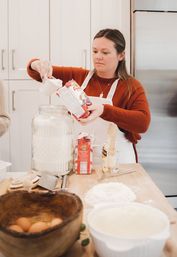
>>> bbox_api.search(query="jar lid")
[39,105,68,115]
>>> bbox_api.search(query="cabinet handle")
[1,49,5,70]
[12,49,16,70]
[83,49,87,69]
[12,90,16,111]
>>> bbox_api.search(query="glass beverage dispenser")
[32,105,74,176]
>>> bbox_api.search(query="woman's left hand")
[79,104,104,124]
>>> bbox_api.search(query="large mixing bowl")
[87,202,170,257]
[0,190,83,257]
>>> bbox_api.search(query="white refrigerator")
[131,0,177,208]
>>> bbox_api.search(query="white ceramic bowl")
[87,202,170,257]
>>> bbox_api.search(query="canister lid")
[39,105,68,115]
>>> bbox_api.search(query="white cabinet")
[0,0,50,80]
[50,0,130,71]
[9,81,49,172]
[91,0,122,37]
[50,0,91,69]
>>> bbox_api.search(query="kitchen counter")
[0,164,177,257]
[64,163,177,257]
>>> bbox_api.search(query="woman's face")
[92,37,124,78]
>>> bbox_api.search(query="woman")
[27,28,150,163]
[0,81,10,137]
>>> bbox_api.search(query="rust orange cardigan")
[27,60,151,160]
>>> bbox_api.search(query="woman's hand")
[79,104,104,124]
[31,60,53,81]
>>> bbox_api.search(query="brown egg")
[50,217,63,227]
[16,217,31,232]
[9,224,23,233]
[29,221,49,233]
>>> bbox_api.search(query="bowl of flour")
[84,182,136,208]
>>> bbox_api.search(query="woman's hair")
[94,28,130,80]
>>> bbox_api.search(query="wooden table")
[64,164,177,257]
[0,164,177,257]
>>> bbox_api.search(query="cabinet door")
[8,0,50,80]
[9,80,49,172]
[0,0,8,79]
[91,0,122,37]
[91,0,130,71]
[50,0,91,68]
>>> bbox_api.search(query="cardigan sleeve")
[27,59,89,85]
[100,80,151,135]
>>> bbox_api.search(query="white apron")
[73,70,136,166]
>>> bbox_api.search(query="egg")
[50,217,63,227]
[29,221,49,233]
[9,224,23,233]
[16,217,31,232]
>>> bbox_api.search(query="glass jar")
[32,105,74,175]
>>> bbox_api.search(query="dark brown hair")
[94,28,130,80]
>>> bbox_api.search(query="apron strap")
[81,70,94,90]
[81,69,119,101]
[107,78,119,100]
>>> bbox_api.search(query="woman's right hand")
[31,60,53,81]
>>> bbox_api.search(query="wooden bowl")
[0,190,83,257]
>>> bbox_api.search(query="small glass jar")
[32,105,74,175]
